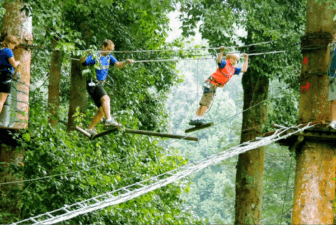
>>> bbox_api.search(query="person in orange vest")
[189,46,249,126]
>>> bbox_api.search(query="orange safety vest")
[209,60,236,86]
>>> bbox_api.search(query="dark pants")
[86,81,107,108]
[0,71,12,93]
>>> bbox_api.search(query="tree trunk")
[67,59,87,131]
[48,39,63,127]
[0,0,32,223]
[292,0,336,223]
[235,63,269,224]
[0,1,32,129]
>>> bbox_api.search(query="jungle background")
[0,0,330,224]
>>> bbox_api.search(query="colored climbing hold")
[300,82,311,93]
[303,56,308,65]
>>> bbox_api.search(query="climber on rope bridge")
[189,46,249,126]
[79,39,134,136]
[0,35,20,116]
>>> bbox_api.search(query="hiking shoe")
[104,118,121,127]
[330,121,336,129]
[189,119,207,126]
[87,129,97,136]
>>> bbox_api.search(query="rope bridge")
[12,122,317,225]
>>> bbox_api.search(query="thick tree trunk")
[292,142,336,224]
[67,59,87,131]
[292,0,336,223]
[235,64,269,224]
[0,1,32,129]
[0,1,32,223]
[48,39,63,127]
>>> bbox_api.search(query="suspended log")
[184,122,214,133]
[76,126,198,141]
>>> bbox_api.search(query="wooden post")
[48,39,63,127]
[292,0,336,223]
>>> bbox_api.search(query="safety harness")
[207,60,236,87]
[86,52,114,88]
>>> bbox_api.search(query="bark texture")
[48,39,63,127]
[67,59,87,131]
[292,0,336,223]
[292,142,336,224]
[235,62,269,224]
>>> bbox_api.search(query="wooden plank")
[75,126,91,138]
[77,125,198,142]
[91,127,198,141]
[91,127,120,140]
[185,122,214,133]
[124,128,198,141]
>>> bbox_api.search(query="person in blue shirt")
[0,35,20,115]
[79,39,133,135]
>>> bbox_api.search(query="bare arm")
[241,53,249,72]
[114,59,134,69]
[217,46,225,63]
[8,57,20,68]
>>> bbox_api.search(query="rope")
[11,123,316,225]
[19,41,273,54]
[68,51,286,63]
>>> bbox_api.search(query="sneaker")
[330,121,336,129]
[87,129,97,136]
[189,118,207,126]
[104,118,121,127]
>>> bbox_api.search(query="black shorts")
[0,71,13,93]
[87,81,107,108]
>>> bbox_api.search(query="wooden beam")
[76,126,199,141]
[75,126,91,138]
[91,127,119,139]
[185,122,214,133]
[123,128,198,141]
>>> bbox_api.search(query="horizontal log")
[124,128,199,141]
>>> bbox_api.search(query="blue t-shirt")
[330,49,336,77]
[218,59,242,75]
[83,53,118,81]
[0,47,14,74]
